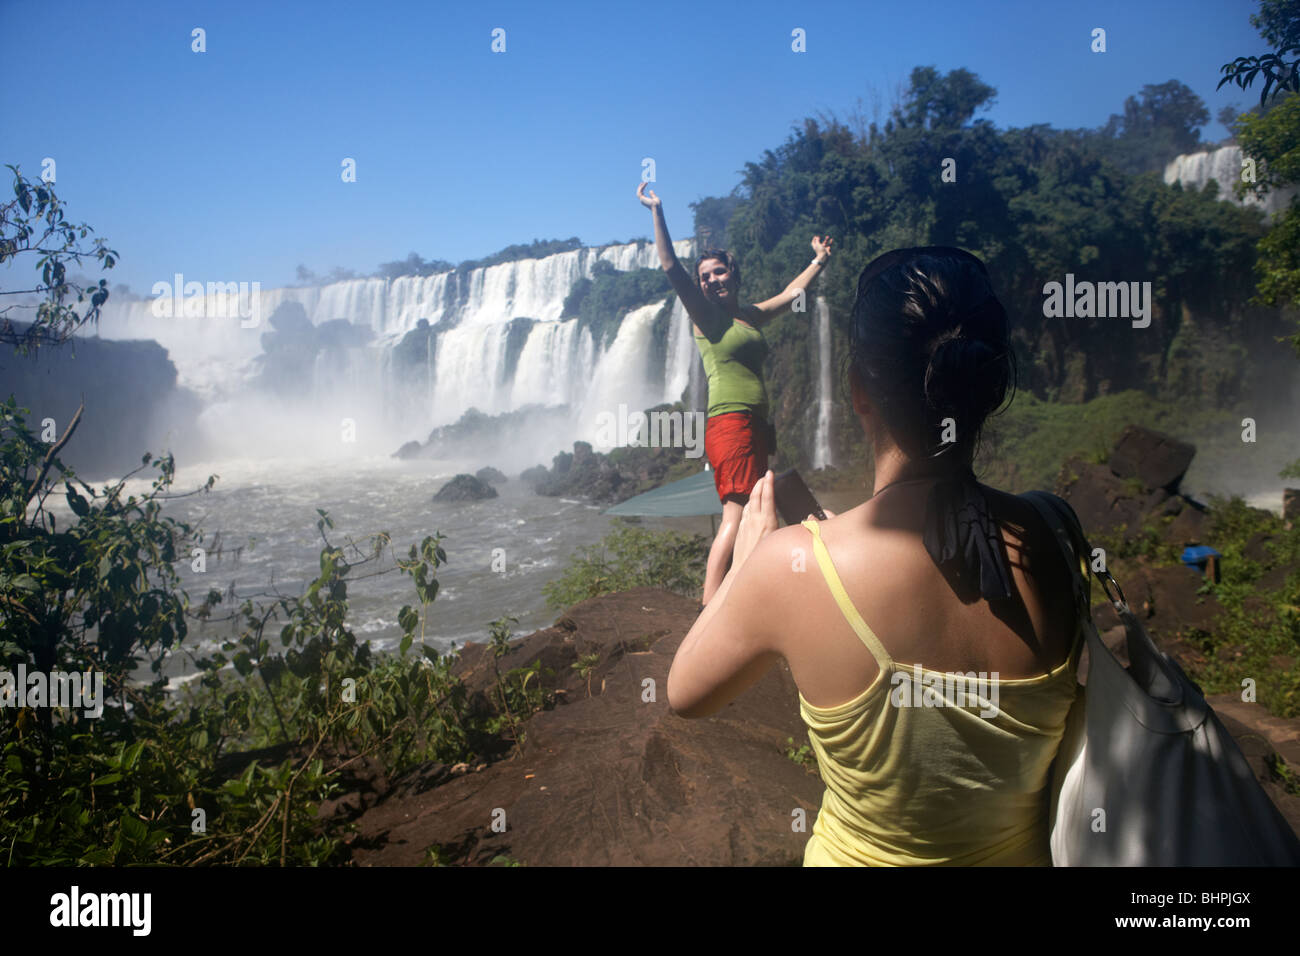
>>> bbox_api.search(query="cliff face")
[1,325,195,479]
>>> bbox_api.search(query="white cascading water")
[811,295,832,469]
[1164,144,1297,219]
[91,240,700,467]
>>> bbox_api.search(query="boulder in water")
[434,474,498,502]
[476,466,508,485]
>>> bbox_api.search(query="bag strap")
[1019,491,1092,614]
[1019,491,1106,670]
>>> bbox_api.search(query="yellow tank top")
[797,519,1083,866]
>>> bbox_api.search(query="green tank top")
[693,318,769,420]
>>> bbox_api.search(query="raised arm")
[747,235,834,322]
[638,183,721,335]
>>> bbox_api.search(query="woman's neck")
[869,460,974,498]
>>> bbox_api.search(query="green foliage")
[1234,93,1300,320]
[976,389,1235,493]
[1218,0,1300,105]
[376,251,455,279]
[784,736,817,772]
[542,519,708,610]
[1226,88,1300,480]
[1267,752,1300,795]
[1171,495,1300,718]
[0,389,559,863]
[1,165,119,353]
[375,238,587,280]
[688,67,1276,475]
[572,652,601,697]
[1090,80,1211,174]
[482,616,556,756]
[457,237,584,274]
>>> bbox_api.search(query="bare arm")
[748,235,834,323]
[638,183,721,335]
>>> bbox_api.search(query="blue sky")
[0,0,1268,296]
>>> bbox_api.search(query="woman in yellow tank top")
[666,247,1083,866]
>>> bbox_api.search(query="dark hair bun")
[848,249,1017,461]
[923,334,1006,422]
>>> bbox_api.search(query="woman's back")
[776,481,1082,865]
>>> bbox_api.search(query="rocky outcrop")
[433,474,498,502]
[341,588,821,866]
[475,466,507,485]
[1057,424,1220,551]
[0,321,196,480]
[528,413,701,505]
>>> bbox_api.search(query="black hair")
[846,247,1018,466]
[694,249,740,291]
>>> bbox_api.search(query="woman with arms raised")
[637,181,832,606]
[666,247,1084,865]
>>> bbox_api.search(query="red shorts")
[705,412,771,503]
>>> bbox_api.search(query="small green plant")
[785,736,817,771]
[543,519,708,610]
[423,843,454,866]
[1266,753,1300,797]
[573,652,601,697]
[484,617,556,755]
[489,852,524,866]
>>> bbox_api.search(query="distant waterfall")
[812,296,833,470]
[91,239,701,466]
[1164,145,1297,219]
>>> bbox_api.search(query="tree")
[1095,80,1210,174]
[889,66,996,132]
[0,165,118,354]
[1219,1,1300,480]
[1219,0,1300,105]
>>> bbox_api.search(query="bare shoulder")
[737,523,819,650]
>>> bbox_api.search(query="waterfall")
[91,239,700,467]
[1164,145,1297,219]
[812,296,833,470]
[578,302,667,446]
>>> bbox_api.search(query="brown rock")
[1167,505,1208,546]
[346,587,821,866]
[1107,425,1196,493]
[1243,530,1273,564]
[1133,564,1224,640]
[1057,457,1147,542]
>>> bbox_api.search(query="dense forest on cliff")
[685,68,1296,480]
